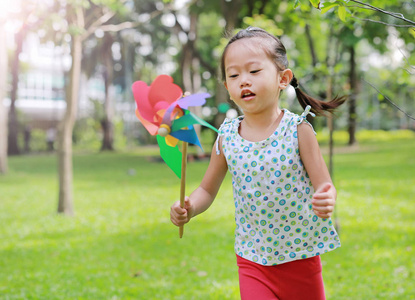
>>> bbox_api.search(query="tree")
[6,2,45,155]
[0,19,8,174]
[215,0,244,127]
[7,25,24,155]
[82,31,116,151]
[56,0,130,215]
[100,32,116,151]
[56,0,166,215]
[300,0,414,143]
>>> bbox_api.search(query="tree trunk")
[327,72,340,233]
[192,56,203,156]
[214,0,242,128]
[0,24,8,174]
[305,24,318,68]
[348,46,357,145]
[180,13,204,154]
[57,33,82,216]
[326,77,335,179]
[221,0,242,33]
[101,33,114,151]
[8,28,25,155]
[304,23,318,127]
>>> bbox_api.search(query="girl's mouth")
[241,90,256,100]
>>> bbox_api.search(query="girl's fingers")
[313,205,333,213]
[312,198,335,207]
[184,197,191,209]
[312,192,330,200]
[170,199,191,226]
[172,201,187,214]
[315,182,332,193]
[315,211,331,218]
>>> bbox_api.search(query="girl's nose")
[239,74,251,87]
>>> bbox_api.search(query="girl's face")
[223,38,292,115]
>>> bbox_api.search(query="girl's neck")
[239,107,284,142]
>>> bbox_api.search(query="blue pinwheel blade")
[170,127,202,148]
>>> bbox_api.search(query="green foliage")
[309,0,321,9]
[243,15,284,36]
[17,128,49,153]
[73,118,102,151]
[196,11,223,91]
[320,1,341,14]
[29,129,48,152]
[113,119,127,150]
[72,117,127,151]
[337,5,347,21]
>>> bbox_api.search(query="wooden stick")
[179,141,188,238]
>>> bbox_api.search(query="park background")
[0,0,414,299]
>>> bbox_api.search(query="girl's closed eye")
[229,74,239,78]
[250,69,261,74]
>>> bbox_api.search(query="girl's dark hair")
[220,27,346,116]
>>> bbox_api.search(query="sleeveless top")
[216,106,341,266]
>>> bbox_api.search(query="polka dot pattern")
[218,109,341,266]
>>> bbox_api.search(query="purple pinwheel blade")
[176,93,211,109]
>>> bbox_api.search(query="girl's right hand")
[170,197,194,227]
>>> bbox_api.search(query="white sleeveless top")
[217,107,341,266]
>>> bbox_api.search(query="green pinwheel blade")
[171,111,218,133]
[157,135,182,179]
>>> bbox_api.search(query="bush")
[73,117,128,151]
[317,129,415,145]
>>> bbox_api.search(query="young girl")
[170,27,345,300]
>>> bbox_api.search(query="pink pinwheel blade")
[132,81,154,122]
[135,109,159,136]
[148,75,183,108]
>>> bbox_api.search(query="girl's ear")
[278,69,293,90]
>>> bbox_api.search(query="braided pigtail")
[291,76,346,116]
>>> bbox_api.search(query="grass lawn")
[1,135,414,299]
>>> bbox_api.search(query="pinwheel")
[132,74,217,237]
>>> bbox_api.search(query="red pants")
[237,255,325,300]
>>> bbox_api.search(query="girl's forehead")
[225,38,272,66]
[228,37,268,54]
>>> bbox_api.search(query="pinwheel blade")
[176,93,211,109]
[132,81,153,122]
[149,75,182,108]
[135,109,159,136]
[157,135,182,179]
[171,111,218,133]
[170,127,202,148]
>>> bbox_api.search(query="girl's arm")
[170,140,228,226]
[298,123,336,219]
